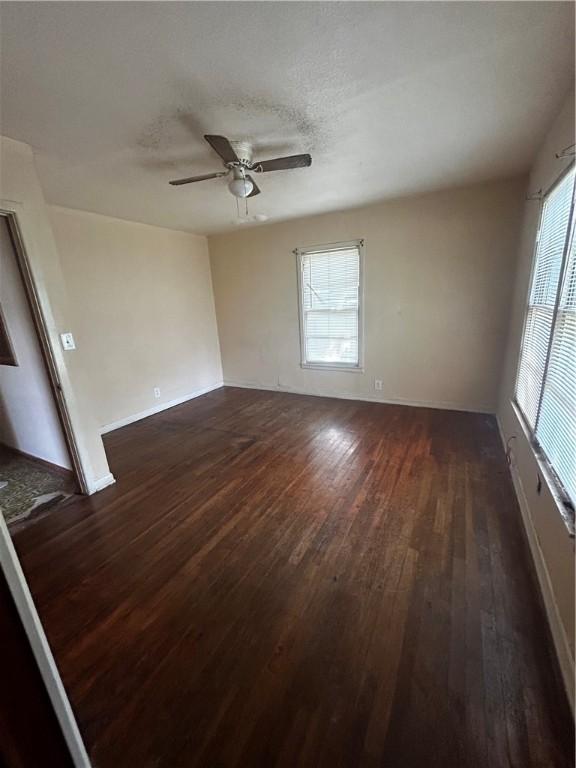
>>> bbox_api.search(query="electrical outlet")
[374,379,383,391]
[154,387,161,399]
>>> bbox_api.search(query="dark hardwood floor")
[11,387,574,767]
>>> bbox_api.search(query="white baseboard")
[496,418,575,715]
[86,472,116,495]
[100,382,224,435]
[223,379,493,414]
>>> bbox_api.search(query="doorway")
[0,213,83,528]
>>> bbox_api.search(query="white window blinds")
[536,213,576,504]
[515,165,576,506]
[298,242,362,368]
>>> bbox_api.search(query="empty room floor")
[11,387,574,767]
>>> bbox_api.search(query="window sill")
[301,363,364,373]
[510,399,575,538]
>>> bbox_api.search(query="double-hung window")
[515,164,576,508]
[296,240,363,370]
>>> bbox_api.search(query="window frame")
[513,161,575,518]
[295,239,365,372]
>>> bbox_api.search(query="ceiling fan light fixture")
[169,135,312,201]
[228,175,253,198]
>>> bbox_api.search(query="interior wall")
[497,88,575,709]
[209,177,524,413]
[0,136,112,493]
[0,219,70,468]
[49,206,223,431]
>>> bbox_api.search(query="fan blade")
[246,175,260,197]
[169,171,227,186]
[254,154,312,173]
[204,135,239,164]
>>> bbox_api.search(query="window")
[515,164,575,507]
[296,240,363,370]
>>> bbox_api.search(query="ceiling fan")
[169,135,312,199]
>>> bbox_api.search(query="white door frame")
[0,514,91,766]
[0,207,89,493]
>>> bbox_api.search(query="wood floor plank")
[11,387,574,767]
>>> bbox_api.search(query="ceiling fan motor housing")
[228,140,254,168]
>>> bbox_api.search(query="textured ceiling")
[1,2,574,235]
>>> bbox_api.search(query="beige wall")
[209,178,524,413]
[0,218,70,468]
[0,136,112,492]
[49,206,222,431]
[497,88,575,709]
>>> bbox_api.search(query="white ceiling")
[1,2,574,235]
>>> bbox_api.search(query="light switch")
[60,332,76,351]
